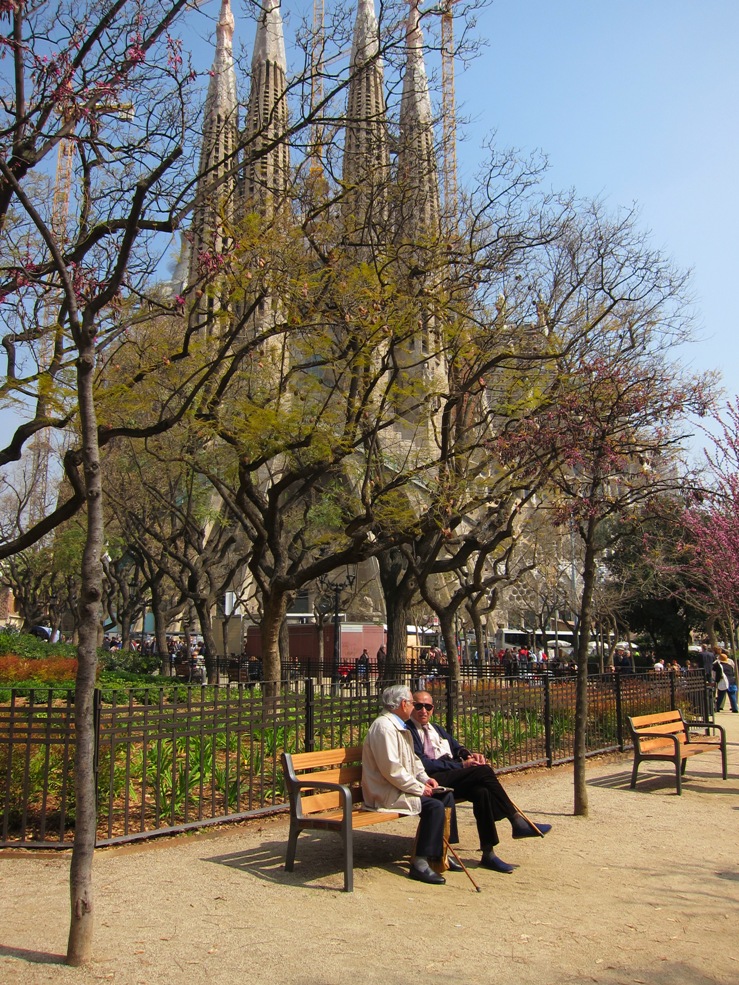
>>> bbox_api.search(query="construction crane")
[439,0,458,219]
[29,119,76,524]
[310,0,326,172]
[31,101,132,523]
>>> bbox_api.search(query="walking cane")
[507,796,546,836]
[444,839,482,893]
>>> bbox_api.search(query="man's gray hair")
[381,684,412,711]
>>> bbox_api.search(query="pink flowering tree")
[682,400,739,642]
[496,224,709,814]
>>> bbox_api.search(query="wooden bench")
[281,745,410,892]
[627,710,727,794]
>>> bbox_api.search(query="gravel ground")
[2,711,738,985]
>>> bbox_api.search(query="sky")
[454,0,738,454]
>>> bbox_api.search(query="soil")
[2,713,738,985]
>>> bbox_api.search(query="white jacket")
[361,713,429,815]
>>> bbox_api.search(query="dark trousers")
[415,790,458,859]
[429,765,516,849]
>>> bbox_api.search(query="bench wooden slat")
[288,746,363,770]
[627,710,727,794]
[295,764,363,787]
[298,786,363,814]
[630,711,683,728]
[302,808,402,828]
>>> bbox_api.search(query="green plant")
[0,631,77,660]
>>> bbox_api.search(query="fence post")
[445,675,454,735]
[304,678,315,752]
[544,673,553,767]
[615,672,624,751]
[93,688,102,847]
[669,670,676,711]
[704,671,713,721]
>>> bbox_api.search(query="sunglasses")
[413,702,434,711]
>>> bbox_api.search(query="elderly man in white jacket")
[362,684,459,884]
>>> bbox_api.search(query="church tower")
[397,1,440,243]
[342,0,390,245]
[242,0,290,213]
[392,1,447,445]
[187,0,239,311]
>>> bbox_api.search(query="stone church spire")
[242,0,290,212]
[397,2,440,242]
[188,0,239,295]
[342,0,390,244]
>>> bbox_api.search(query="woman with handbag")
[712,650,738,713]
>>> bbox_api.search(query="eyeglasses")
[413,702,434,711]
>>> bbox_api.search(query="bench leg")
[630,757,640,789]
[285,821,300,872]
[341,816,354,892]
[675,759,682,795]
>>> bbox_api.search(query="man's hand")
[422,777,439,796]
[464,752,487,766]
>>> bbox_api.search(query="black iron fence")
[0,669,712,848]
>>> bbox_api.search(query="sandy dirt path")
[2,712,738,985]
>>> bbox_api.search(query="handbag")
[717,668,729,691]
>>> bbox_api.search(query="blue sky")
[455,0,738,432]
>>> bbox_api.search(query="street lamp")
[329,565,357,690]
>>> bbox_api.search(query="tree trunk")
[278,612,290,672]
[573,522,597,818]
[151,581,172,676]
[261,589,288,695]
[193,596,218,684]
[437,610,460,682]
[469,603,484,668]
[377,549,412,677]
[66,337,104,966]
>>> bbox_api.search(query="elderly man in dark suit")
[408,690,551,873]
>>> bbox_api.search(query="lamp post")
[327,565,357,692]
[333,583,342,689]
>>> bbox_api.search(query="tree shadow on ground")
[0,944,65,965]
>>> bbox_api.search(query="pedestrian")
[713,650,738,713]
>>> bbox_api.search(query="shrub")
[0,631,77,660]
[0,654,79,684]
[97,648,161,675]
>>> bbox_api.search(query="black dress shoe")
[511,815,552,839]
[446,856,464,872]
[480,853,515,874]
[409,866,446,885]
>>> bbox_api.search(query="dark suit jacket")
[407,720,471,774]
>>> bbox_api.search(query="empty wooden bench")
[627,710,727,794]
[281,745,411,892]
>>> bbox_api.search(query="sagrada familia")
[179,0,468,650]
[174,0,546,657]
[186,0,445,353]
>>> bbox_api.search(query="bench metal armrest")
[289,778,353,820]
[683,719,726,742]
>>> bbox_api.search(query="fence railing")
[0,669,712,848]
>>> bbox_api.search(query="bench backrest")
[627,711,688,750]
[282,746,364,815]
